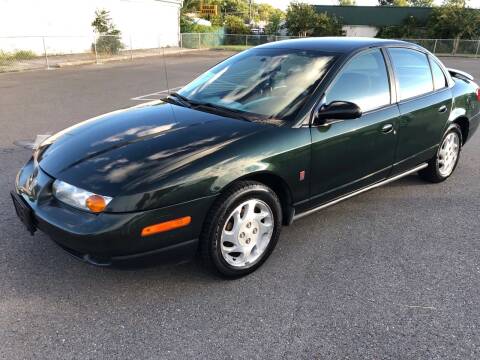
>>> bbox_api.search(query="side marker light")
[141,216,192,237]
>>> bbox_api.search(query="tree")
[408,0,434,6]
[286,2,343,37]
[221,0,250,21]
[181,0,200,13]
[224,15,250,34]
[428,0,480,40]
[313,12,344,36]
[339,0,356,5]
[378,0,408,5]
[91,9,123,54]
[265,9,285,35]
[285,2,320,36]
[257,3,276,22]
[376,15,428,38]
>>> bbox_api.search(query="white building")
[0,0,183,55]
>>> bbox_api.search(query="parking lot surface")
[1,51,479,359]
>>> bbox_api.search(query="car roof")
[256,37,415,54]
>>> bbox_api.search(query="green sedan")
[12,38,480,277]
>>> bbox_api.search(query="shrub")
[286,2,344,37]
[181,17,223,33]
[11,50,36,60]
[224,15,250,34]
[0,50,36,65]
[91,9,124,54]
[94,36,124,54]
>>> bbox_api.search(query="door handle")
[381,123,394,134]
[438,105,448,113]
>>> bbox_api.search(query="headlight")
[52,180,112,213]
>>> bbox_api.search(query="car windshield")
[178,48,336,123]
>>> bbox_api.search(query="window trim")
[322,48,393,113]
[386,47,435,103]
[428,55,448,91]
[303,44,453,128]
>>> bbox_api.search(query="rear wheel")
[419,124,462,183]
[200,181,282,278]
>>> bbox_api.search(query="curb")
[56,48,205,68]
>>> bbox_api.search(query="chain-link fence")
[403,38,480,56]
[181,33,305,50]
[0,34,182,73]
[181,33,480,57]
[2,34,479,73]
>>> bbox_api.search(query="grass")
[0,50,37,65]
[209,45,252,51]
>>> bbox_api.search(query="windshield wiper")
[166,93,253,122]
[165,92,194,108]
[194,102,253,122]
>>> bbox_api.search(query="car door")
[308,48,400,206]
[387,48,452,174]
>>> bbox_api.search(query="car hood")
[38,102,267,197]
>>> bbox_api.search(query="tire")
[200,181,282,278]
[419,123,462,183]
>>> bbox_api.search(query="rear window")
[429,57,447,90]
[388,48,433,101]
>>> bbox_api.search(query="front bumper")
[13,161,216,266]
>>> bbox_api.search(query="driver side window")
[325,49,391,113]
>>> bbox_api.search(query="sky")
[257,0,480,10]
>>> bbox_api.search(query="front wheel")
[419,124,462,183]
[200,181,282,278]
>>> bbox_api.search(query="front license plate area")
[10,191,36,235]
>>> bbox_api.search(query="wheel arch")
[452,116,469,145]
[220,171,295,226]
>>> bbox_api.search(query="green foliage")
[181,0,285,31]
[181,15,223,33]
[224,15,250,34]
[318,13,344,36]
[265,9,285,35]
[408,0,434,6]
[376,0,480,41]
[11,50,36,60]
[91,9,123,54]
[376,15,428,38]
[221,0,249,18]
[428,0,480,39]
[0,50,36,65]
[380,0,434,5]
[285,2,317,37]
[181,0,200,13]
[257,3,277,22]
[92,9,116,34]
[210,15,224,27]
[94,36,124,54]
[378,0,408,5]
[286,2,344,37]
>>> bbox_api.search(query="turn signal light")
[86,195,108,213]
[141,216,192,237]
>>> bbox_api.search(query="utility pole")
[249,0,252,25]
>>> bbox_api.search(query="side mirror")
[313,101,362,126]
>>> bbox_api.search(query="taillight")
[476,88,480,101]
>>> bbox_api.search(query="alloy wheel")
[438,132,460,177]
[220,199,274,268]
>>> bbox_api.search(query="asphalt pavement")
[0,51,479,359]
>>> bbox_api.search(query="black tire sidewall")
[206,184,282,277]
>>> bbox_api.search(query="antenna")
[162,45,170,95]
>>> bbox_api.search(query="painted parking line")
[131,86,183,101]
